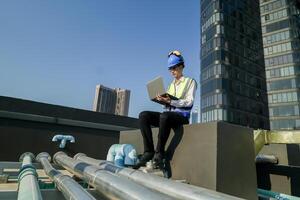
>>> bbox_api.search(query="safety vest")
[167,77,195,118]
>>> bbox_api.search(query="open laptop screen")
[146,76,178,105]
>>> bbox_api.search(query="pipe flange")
[36,152,51,163]
[19,152,35,162]
[73,153,87,160]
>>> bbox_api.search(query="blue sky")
[0,0,200,118]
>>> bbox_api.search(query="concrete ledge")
[0,96,139,130]
[120,121,257,200]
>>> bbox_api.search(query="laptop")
[146,76,178,105]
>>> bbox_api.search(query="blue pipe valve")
[52,134,75,149]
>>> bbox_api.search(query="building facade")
[200,0,269,129]
[190,106,200,124]
[93,85,117,114]
[93,85,130,116]
[191,111,199,124]
[115,88,130,116]
[260,0,300,130]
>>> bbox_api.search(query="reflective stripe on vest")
[167,77,194,118]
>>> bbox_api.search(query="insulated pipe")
[36,152,97,200]
[17,152,43,200]
[74,153,242,200]
[257,188,298,200]
[53,151,174,200]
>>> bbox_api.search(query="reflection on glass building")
[200,0,269,129]
[190,106,200,124]
[260,0,300,130]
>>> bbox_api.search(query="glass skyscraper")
[200,0,269,129]
[260,0,300,130]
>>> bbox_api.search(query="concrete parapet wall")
[0,118,119,161]
[0,96,138,128]
[120,121,257,200]
[0,96,139,161]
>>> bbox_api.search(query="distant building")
[260,0,300,130]
[190,106,200,124]
[93,85,130,116]
[191,111,199,124]
[93,85,117,114]
[115,88,130,116]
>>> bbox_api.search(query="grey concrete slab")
[216,122,257,199]
[120,121,257,200]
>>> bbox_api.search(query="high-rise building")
[115,88,131,116]
[93,85,130,116]
[93,85,117,114]
[190,106,200,124]
[260,0,300,130]
[200,0,269,129]
[191,111,199,124]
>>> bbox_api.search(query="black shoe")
[134,152,154,168]
[153,152,164,169]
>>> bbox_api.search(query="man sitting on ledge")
[136,50,197,169]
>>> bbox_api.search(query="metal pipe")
[255,154,278,164]
[53,151,175,200]
[17,152,43,200]
[74,153,242,200]
[257,188,298,200]
[36,152,97,200]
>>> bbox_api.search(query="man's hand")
[156,94,171,104]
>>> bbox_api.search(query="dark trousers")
[138,111,189,154]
